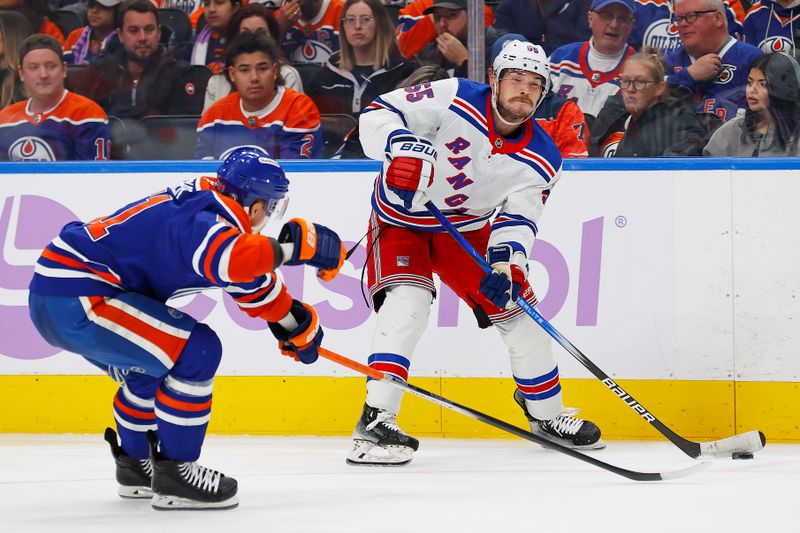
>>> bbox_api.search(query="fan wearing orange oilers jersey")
[195,31,323,159]
[346,39,603,467]
[28,147,347,510]
[278,0,345,64]
[0,34,110,161]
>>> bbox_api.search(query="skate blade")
[118,485,154,499]
[151,494,239,511]
[346,439,413,466]
[531,427,607,451]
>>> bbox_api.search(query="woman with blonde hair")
[0,11,33,110]
[306,0,418,116]
[591,47,708,157]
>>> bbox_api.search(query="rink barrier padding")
[0,375,797,442]
[2,158,800,442]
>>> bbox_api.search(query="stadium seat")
[52,9,85,38]
[320,113,358,158]
[65,64,87,92]
[291,63,324,90]
[126,115,201,160]
[178,65,213,115]
[158,8,193,45]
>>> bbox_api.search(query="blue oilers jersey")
[665,37,763,121]
[743,1,800,55]
[29,177,292,321]
[0,91,110,161]
[360,77,562,259]
[631,0,747,55]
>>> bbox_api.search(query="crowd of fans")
[0,0,798,161]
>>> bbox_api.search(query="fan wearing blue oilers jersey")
[27,148,347,511]
[347,39,604,468]
[665,0,762,121]
[743,0,800,55]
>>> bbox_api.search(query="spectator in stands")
[306,0,418,116]
[277,0,345,64]
[0,11,33,109]
[0,34,111,161]
[415,0,507,78]
[192,0,242,73]
[631,0,747,56]
[743,0,800,55]
[64,0,121,65]
[590,47,708,156]
[333,63,451,159]
[493,0,592,56]
[705,52,800,156]
[161,0,205,29]
[71,0,195,119]
[196,31,323,159]
[0,0,65,45]
[548,0,636,126]
[203,3,303,113]
[665,0,762,122]
[394,0,494,59]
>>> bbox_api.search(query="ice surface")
[0,434,796,532]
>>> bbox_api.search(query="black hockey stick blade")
[318,348,709,482]
[424,201,766,460]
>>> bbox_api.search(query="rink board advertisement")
[1,160,800,380]
[1,159,799,440]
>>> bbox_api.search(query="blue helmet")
[216,147,290,211]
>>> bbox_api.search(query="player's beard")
[497,97,534,125]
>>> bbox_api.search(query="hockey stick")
[318,347,708,482]
[424,201,766,460]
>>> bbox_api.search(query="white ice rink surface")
[0,434,797,533]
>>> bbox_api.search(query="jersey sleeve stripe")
[203,228,240,284]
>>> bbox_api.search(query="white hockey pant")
[366,285,432,414]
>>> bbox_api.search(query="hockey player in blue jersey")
[27,147,347,510]
[347,39,604,467]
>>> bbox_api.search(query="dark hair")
[397,64,450,88]
[118,0,158,29]
[226,4,282,44]
[744,53,800,151]
[19,33,63,65]
[224,31,284,85]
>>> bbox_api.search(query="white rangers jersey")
[548,41,635,119]
[359,77,562,259]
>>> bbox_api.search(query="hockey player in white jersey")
[347,39,604,466]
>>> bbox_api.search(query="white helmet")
[491,39,550,126]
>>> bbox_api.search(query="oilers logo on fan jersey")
[8,136,57,161]
[743,2,799,55]
[282,0,344,65]
[640,18,682,54]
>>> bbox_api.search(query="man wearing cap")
[0,34,111,161]
[548,0,637,124]
[64,0,122,65]
[416,0,508,78]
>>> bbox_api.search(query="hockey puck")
[732,452,754,460]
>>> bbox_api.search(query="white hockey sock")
[495,314,564,420]
[365,285,432,413]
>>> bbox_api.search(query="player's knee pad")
[495,314,553,367]
[371,285,432,355]
[170,323,222,382]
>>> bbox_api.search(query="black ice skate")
[104,427,154,499]
[513,389,605,450]
[346,403,420,466]
[146,431,239,511]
